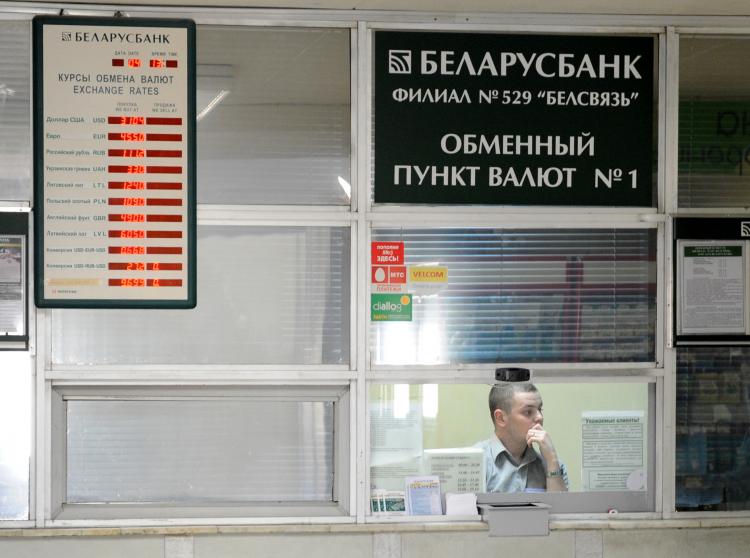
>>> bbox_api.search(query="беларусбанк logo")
[387,48,643,79]
[62,31,170,44]
[388,50,412,74]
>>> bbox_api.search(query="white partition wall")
[2,2,750,558]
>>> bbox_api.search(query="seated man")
[475,382,568,492]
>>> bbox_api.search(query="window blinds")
[67,399,335,503]
[370,228,656,365]
[51,226,351,365]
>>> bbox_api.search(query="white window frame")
[0,1,749,529]
[365,375,660,521]
[666,27,750,518]
[358,19,666,518]
[47,384,352,526]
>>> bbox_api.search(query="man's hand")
[525,424,557,460]
[526,424,567,492]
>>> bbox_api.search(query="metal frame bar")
[2,0,750,529]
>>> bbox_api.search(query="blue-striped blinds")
[370,228,656,365]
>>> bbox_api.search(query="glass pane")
[0,21,31,201]
[50,226,350,365]
[197,26,351,205]
[370,383,651,501]
[67,398,334,503]
[679,37,750,207]
[676,347,750,511]
[370,228,656,365]
[0,353,31,520]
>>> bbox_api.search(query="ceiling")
[37,0,750,16]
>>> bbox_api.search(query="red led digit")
[108,246,146,255]
[110,213,146,222]
[108,150,145,158]
[109,116,145,125]
[108,133,146,142]
[107,230,145,239]
[127,59,141,68]
[108,181,147,190]
[119,278,146,287]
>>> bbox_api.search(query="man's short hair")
[489,382,538,418]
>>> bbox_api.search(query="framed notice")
[677,241,745,336]
[0,212,28,349]
[374,32,655,206]
[675,218,750,344]
[581,411,646,492]
[33,16,196,308]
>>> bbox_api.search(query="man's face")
[502,390,544,447]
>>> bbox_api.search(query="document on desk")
[405,475,442,515]
[445,492,478,516]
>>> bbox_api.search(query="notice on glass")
[678,241,745,335]
[370,402,423,491]
[0,236,25,337]
[33,16,195,308]
[423,447,486,493]
[581,411,645,491]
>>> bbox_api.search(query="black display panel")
[674,218,750,345]
[374,32,655,206]
[0,212,28,349]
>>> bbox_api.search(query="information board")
[677,241,746,335]
[674,218,750,344]
[374,32,654,206]
[33,16,196,308]
[581,411,646,491]
[0,212,28,349]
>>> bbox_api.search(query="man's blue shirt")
[475,436,569,492]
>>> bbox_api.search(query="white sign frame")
[33,16,196,308]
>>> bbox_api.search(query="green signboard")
[685,245,742,258]
[371,293,412,321]
[374,31,655,206]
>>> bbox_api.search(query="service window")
[369,382,654,513]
